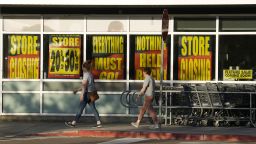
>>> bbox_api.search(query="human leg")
[74,100,87,122]
[138,97,152,121]
[148,104,160,129]
[88,102,102,127]
[131,96,153,128]
[148,104,158,124]
[65,93,88,127]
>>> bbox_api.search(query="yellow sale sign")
[7,34,40,79]
[223,69,253,80]
[48,35,81,78]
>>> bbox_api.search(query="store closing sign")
[8,34,40,79]
[48,35,81,78]
[178,35,213,80]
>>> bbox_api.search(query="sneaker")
[150,124,160,129]
[97,124,103,128]
[95,121,102,128]
[65,121,75,128]
[92,124,102,128]
[131,122,139,128]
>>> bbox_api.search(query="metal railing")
[120,88,256,128]
[162,90,256,127]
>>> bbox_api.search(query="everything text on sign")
[91,35,125,80]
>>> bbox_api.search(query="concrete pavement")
[0,121,256,142]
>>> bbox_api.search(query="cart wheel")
[213,121,219,127]
[223,121,230,127]
[201,120,208,126]
[191,120,199,127]
[173,119,178,125]
[246,121,252,127]
[235,120,240,126]
[183,119,188,126]
[251,122,256,128]
[196,121,200,127]
[188,119,194,126]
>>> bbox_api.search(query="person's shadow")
[107,21,124,32]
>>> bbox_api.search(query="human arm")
[73,74,88,102]
[139,85,147,96]
[73,73,88,94]
[73,79,88,92]
[73,87,82,94]
[79,79,88,102]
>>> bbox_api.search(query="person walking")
[65,60,102,128]
[131,67,159,129]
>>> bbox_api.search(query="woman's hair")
[82,60,92,71]
[143,67,151,75]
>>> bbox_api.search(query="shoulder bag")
[88,91,99,103]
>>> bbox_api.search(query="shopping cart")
[183,84,208,126]
[206,83,225,127]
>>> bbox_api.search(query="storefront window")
[3,16,41,32]
[43,34,83,79]
[174,35,215,81]
[44,17,84,32]
[130,16,168,32]
[87,16,127,32]
[129,35,170,80]
[220,18,256,31]
[174,18,216,32]
[86,35,126,80]
[219,35,256,81]
[3,34,40,79]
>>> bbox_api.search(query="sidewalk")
[0,121,256,142]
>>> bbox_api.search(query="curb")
[29,130,256,142]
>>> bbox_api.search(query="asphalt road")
[0,136,255,144]
[0,121,256,143]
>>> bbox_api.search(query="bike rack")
[120,90,141,108]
